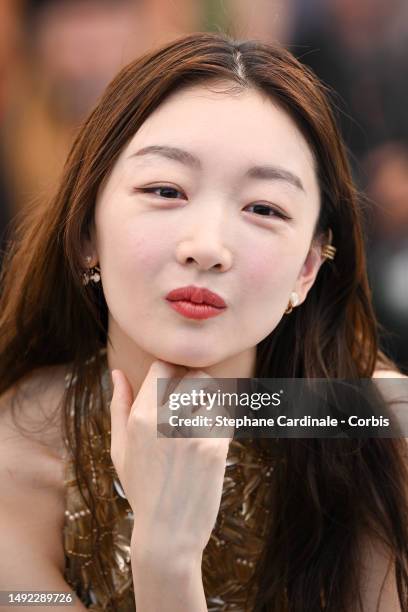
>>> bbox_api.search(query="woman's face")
[91,83,324,369]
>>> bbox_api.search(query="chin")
[155,347,221,370]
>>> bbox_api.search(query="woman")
[0,32,407,612]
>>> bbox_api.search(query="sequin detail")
[63,352,283,610]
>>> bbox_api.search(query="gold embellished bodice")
[63,355,282,611]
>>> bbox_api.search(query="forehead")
[127,83,314,164]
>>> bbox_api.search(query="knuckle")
[150,360,174,377]
[128,411,150,431]
[184,370,212,381]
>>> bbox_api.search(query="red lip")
[165,286,227,308]
[166,301,226,320]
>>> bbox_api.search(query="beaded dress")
[62,352,282,611]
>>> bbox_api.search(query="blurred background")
[0,0,406,372]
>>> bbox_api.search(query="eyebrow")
[129,145,305,192]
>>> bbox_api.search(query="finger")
[211,420,235,441]
[160,373,219,438]
[157,364,212,403]
[163,371,213,425]
[132,360,186,424]
[110,369,134,460]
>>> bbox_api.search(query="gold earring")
[322,228,336,261]
[284,291,299,314]
[82,256,101,285]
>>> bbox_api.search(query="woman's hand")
[110,360,232,567]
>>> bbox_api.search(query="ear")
[294,235,326,305]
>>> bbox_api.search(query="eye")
[244,203,287,219]
[138,187,288,219]
[140,186,186,199]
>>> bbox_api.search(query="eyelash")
[139,186,289,220]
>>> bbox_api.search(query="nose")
[175,212,233,272]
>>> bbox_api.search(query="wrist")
[131,530,203,573]
[131,540,205,611]
[131,536,202,577]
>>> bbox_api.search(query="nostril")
[183,256,226,270]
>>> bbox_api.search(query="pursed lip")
[165,285,227,308]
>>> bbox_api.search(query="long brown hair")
[1,32,407,611]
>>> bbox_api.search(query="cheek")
[240,241,300,297]
[99,216,169,278]
[237,238,305,340]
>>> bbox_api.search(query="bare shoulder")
[359,533,401,611]
[373,368,408,445]
[0,363,70,453]
[0,363,71,577]
[373,368,408,379]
